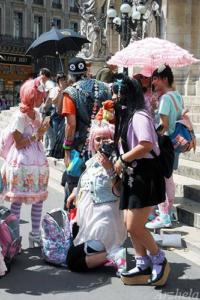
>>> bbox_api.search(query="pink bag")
[0,206,21,265]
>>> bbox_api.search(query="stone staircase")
[1,101,200,229]
[0,107,18,128]
[174,92,200,229]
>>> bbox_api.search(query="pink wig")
[88,120,115,154]
[19,76,45,113]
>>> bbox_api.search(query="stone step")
[189,113,200,123]
[191,122,200,132]
[173,173,200,197]
[0,120,8,129]
[181,146,200,162]
[0,108,17,125]
[194,133,200,144]
[185,105,200,113]
[183,96,200,105]
[174,158,200,180]
[174,197,200,229]
[184,185,200,204]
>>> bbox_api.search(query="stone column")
[164,0,200,95]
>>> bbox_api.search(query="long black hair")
[113,74,145,152]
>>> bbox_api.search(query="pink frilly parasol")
[107,37,199,69]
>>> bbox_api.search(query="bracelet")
[63,144,72,150]
[119,154,126,164]
[32,134,37,141]
[63,138,74,146]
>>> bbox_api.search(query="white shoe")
[29,232,42,248]
[107,248,127,277]
[114,248,127,277]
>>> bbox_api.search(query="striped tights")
[10,201,43,235]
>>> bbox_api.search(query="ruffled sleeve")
[10,112,26,134]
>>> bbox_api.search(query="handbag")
[66,150,85,177]
[168,93,195,153]
[169,121,193,153]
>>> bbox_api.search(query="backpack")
[151,133,175,179]
[64,79,111,151]
[41,208,72,266]
[0,206,22,269]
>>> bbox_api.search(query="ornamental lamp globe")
[107,8,117,19]
[120,3,132,14]
[113,17,122,26]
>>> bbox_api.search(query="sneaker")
[108,248,127,277]
[169,209,178,222]
[148,214,157,222]
[145,214,172,230]
[115,248,127,277]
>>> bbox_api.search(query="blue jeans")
[44,126,56,155]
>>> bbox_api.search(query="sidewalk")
[47,156,200,265]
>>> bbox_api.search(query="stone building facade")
[105,0,200,94]
[0,0,80,104]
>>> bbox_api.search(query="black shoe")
[148,258,171,286]
[121,267,152,285]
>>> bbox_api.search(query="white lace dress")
[73,157,126,255]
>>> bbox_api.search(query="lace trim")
[149,250,165,265]
[3,191,48,204]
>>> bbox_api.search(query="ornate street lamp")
[107,0,160,47]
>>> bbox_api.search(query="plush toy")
[96,100,115,123]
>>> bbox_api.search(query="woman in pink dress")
[1,77,50,247]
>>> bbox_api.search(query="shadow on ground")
[0,243,200,298]
[157,261,200,299]
[0,248,114,296]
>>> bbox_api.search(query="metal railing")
[0,34,34,48]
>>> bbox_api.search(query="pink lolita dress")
[1,109,49,204]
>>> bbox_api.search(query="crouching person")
[66,120,126,276]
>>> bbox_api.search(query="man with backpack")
[61,57,111,207]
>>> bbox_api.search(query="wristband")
[63,138,73,146]
[63,144,72,150]
[119,154,126,164]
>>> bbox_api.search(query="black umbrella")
[25,27,90,68]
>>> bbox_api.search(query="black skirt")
[120,158,165,210]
